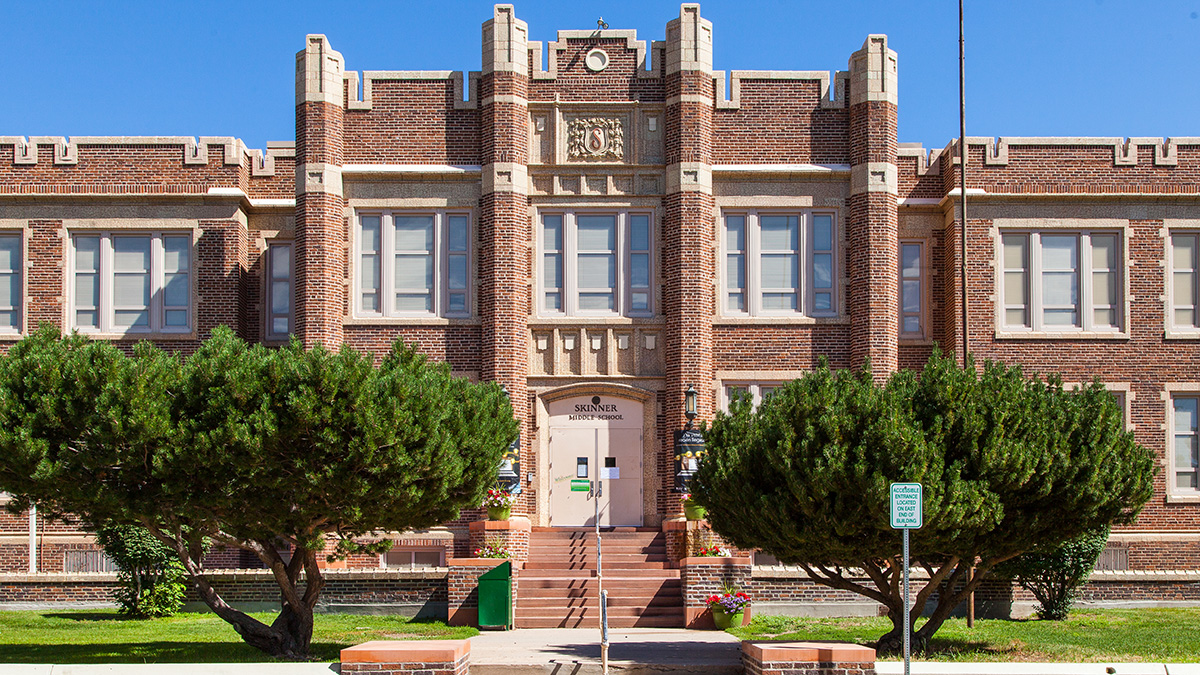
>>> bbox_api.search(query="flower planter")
[487,506,511,521]
[712,607,743,629]
[683,500,706,521]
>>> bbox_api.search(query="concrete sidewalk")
[469,628,742,675]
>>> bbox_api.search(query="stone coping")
[662,517,710,531]
[875,663,1183,675]
[468,517,532,532]
[742,640,876,663]
[446,558,524,570]
[341,638,470,664]
[749,567,1200,581]
[681,556,752,566]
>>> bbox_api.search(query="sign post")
[890,482,923,675]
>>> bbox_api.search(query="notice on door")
[601,467,619,480]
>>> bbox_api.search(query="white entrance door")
[546,396,644,527]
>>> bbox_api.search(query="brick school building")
[1,5,1197,623]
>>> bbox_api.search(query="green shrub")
[995,526,1109,620]
[95,524,187,618]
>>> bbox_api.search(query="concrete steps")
[516,529,684,629]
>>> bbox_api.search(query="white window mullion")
[748,213,761,316]
[101,235,113,333]
[151,235,163,332]
[435,213,446,317]
[381,213,395,317]
[564,213,577,315]
[617,212,628,316]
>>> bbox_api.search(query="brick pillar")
[847,36,899,379]
[663,5,715,506]
[479,5,531,510]
[295,35,345,349]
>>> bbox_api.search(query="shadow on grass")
[0,641,348,664]
[41,612,130,622]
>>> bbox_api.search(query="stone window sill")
[344,317,481,327]
[713,316,849,326]
[994,330,1129,340]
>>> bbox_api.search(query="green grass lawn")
[0,610,477,663]
[729,608,1200,662]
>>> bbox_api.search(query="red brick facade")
[1,4,1198,617]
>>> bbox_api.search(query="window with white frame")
[1171,395,1199,494]
[721,383,782,411]
[540,211,653,316]
[723,211,836,317]
[356,212,470,318]
[899,240,925,338]
[266,243,292,339]
[1000,232,1121,332]
[0,234,20,333]
[1170,232,1199,330]
[71,232,191,333]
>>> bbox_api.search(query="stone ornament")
[585,48,609,72]
[567,117,624,161]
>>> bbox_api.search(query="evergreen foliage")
[95,523,187,618]
[693,350,1155,653]
[994,527,1110,620]
[0,326,517,659]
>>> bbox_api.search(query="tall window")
[71,233,190,333]
[1171,233,1199,330]
[721,383,782,411]
[539,212,653,316]
[899,241,924,338]
[356,212,470,318]
[722,211,837,317]
[1000,232,1120,332]
[0,234,20,333]
[266,243,292,339]
[1172,395,1199,494]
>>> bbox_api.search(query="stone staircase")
[515,527,684,628]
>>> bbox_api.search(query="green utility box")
[477,561,513,630]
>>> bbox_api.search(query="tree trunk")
[147,525,321,660]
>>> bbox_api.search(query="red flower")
[707,595,719,603]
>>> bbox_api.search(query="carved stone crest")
[567,117,624,161]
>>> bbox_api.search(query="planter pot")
[712,607,743,630]
[487,506,511,521]
[683,500,706,521]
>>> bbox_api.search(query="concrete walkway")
[469,628,743,675]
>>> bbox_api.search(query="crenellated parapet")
[937,136,1200,196]
[344,70,479,111]
[529,30,662,81]
[714,70,847,110]
[0,135,294,173]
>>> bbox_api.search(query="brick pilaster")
[663,5,715,511]
[295,35,346,349]
[479,5,531,512]
[847,36,899,379]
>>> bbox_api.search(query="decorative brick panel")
[679,556,751,628]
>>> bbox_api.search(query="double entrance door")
[546,395,644,527]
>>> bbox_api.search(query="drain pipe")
[594,430,608,674]
[28,505,37,573]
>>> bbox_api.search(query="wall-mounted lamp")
[497,384,521,493]
[684,385,698,430]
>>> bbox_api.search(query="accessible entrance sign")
[890,481,923,675]
[890,482,922,529]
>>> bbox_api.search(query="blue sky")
[2,1,1197,151]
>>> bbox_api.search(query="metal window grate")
[63,550,118,573]
[1094,545,1128,571]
